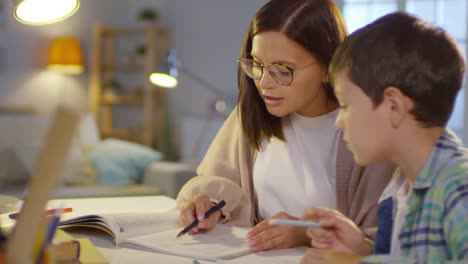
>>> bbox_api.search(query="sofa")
[0,111,197,200]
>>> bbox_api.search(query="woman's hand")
[302,207,373,256]
[247,212,309,252]
[178,193,221,235]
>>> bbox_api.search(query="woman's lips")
[263,95,284,106]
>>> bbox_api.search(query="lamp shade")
[150,49,178,88]
[47,37,84,75]
[12,0,80,25]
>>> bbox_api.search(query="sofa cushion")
[88,139,162,186]
[0,114,50,186]
[0,113,99,187]
[62,137,99,186]
[0,147,29,188]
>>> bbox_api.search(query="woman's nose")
[258,69,275,89]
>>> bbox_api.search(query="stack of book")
[52,229,81,263]
[53,230,107,264]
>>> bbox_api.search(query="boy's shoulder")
[433,145,468,193]
[423,128,467,193]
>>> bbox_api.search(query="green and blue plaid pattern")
[399,129,468,262]
[362,129,468,263]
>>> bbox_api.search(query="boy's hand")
[300,248,363,264]
[247,212,309,252]
[302,208,373,256]
[178,193,221,235]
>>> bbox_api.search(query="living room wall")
[0,0,267,159]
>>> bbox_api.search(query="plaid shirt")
[363,129,468,263]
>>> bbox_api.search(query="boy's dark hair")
[330,12,466,127]
[238,0,347,150]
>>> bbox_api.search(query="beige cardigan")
[177,109,395,229]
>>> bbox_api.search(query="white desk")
[1,196,305,263]
[1,195,214,264]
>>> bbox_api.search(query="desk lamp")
[150,49,232,114]
[150,49,235,160]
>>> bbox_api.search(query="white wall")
[0,0,268,157]
[165,0,267,158]
[0,0,143,112]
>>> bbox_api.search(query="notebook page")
[216,246,307,264]
[60,210,180,244]
[107,211,179,243]
[122,225,250,261]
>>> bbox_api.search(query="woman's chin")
[353,154,375,167]
[266,106,289,118]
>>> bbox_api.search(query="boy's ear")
[382,87,414,128]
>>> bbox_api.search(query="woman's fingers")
[179,193,222,234]
[192,194,211,220]
[179,202,196,226]
[248,226,283,252]
[197,211,221,229]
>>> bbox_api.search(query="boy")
[301,12,467,263]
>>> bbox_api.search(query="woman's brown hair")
[238,0,347,150]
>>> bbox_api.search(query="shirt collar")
[413,128,463,190]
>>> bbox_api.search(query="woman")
[177,0,395,252]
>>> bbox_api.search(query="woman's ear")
[383,87,414,128]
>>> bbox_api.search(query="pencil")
[268,219,321,228]
[176,200,226,238]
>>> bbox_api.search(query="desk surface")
[1,195,214,263]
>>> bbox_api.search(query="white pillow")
[76,113,101,153]
[61,134,99,186]
[0,113,98,186]
[0,114,50,183]
[0,147,29,187]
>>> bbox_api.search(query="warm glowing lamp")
[48,37,84,75]
[149,49,178,88]
[11,0,80,25]
[150,49,230,113]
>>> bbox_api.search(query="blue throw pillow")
[88,139,162,186]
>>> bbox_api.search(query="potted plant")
[138,8,158,23]
[134,44,146,64]
[135,44,146,57]
[102,78,122,96]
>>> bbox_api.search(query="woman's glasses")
[237,58,315,86]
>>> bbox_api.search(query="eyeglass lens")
[240,59,292,85]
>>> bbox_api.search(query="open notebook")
[59,210,308,262]
[5,106,80,263]
[59,211,307,262]
[59,211,252,261]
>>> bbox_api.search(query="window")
[341,0,468,143]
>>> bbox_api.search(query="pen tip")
[176,232,182,238]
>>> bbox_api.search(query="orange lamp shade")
[48,37,84,74]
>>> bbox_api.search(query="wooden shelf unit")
[89,23,169,148]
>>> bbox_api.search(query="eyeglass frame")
[237,58,317,86]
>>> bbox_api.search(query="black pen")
[176,200,226,238]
